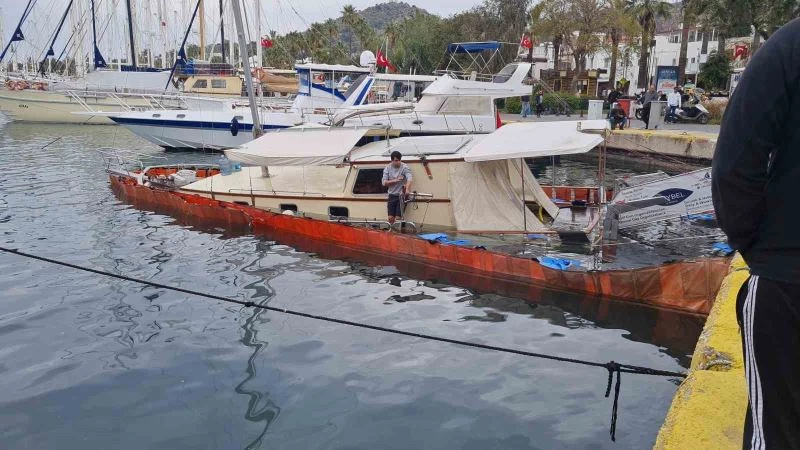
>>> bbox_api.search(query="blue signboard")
[655,65,679,93]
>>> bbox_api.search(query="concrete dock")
[654,255,748,449]
[502,114,719,161]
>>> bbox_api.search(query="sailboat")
[0,0,181,124]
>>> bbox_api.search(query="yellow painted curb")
[654,254,749,449]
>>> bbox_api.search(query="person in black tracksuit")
[712,18,800,450]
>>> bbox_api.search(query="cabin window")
[211,79,227,89]
[234,115,244,120]
[192,79,208,89]
[352,168,389,195]
[438,96,491,115]
[152,113,161,118]
[329,206,349,218]
[177,114,186,118]
[279,203,298,212]
[297,71,310,94]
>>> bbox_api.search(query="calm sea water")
[0,121,703,449]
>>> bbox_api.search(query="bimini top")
[446,42,502,54]
[225,121,607,167]
[464,120,608,162]
[225,127,370,166]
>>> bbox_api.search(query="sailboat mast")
[125,0,137,68]
[219,0,226,64]
[255,0,261,68]
[198,0,206,60]
[159,0,168,68]
[231,0,263,139]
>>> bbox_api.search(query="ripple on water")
[0,121,702,449]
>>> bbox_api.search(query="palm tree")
[628,0,672,88]
[676,0,696,84]
[341,5,359,56]
[603,0,638,89]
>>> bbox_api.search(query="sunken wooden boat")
[106,121,730,314]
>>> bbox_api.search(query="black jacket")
[712,19,800,283]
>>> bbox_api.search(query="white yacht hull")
[0,89,157,124]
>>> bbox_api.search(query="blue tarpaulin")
[446,42,501,54]
[418,233,471,246]
[537,256,581,271]
[712,242,734,255]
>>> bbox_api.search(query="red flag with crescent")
[376,50,397,72]
[733,44,748,60]
[520,35,533,49]
[260,37,273,48]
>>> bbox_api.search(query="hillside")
[360,2,431,31]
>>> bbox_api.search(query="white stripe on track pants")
[737,275,800,449]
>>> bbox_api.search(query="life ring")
[16,81,29,90]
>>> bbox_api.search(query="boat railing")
[227,188,327,197]
[61,89,188,113]
[339,109,492,133]
[96,148,168,173]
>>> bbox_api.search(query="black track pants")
[736,275,800,449]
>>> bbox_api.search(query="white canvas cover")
[449,161,548,232]
[464,121,607,162]
[225,128,369,166]
[507,159,560,218]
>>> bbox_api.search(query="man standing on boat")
[712,18,800,450]
[382,151,413,226]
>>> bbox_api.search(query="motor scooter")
[665,100,710,124]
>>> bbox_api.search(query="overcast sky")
[1,0,485,61]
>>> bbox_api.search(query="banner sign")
[614,168,713,229]
[655,65,679,92]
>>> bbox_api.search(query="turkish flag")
[520,35,533,49]
[733,44,748,60]
[260,37,273,48]
[376,50,397,72]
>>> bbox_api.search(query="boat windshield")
[492,63,519,83]
[342,74,370,99]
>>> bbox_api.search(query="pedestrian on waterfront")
[520,94,532,118]
[608,102,627,130]
[535,89,544,117]
[712,18,800,450]
[641,84,658,129]
[607,86,622,106]
[382,151,413,227]
[666,86,682,123]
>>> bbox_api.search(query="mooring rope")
[0,245,687,441]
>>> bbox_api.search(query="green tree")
[697,50,731,89]
[602,0,639,89]
[628,0,672,88]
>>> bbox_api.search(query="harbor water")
[0,121,703,449]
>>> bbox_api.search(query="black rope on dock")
[0,245,687,441]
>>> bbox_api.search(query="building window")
[352,168,388,194]
[603,57,610,68]
[672,58,677,66]
[688,31,696,42]
[192,79,208,89]
[328,206,349,218]
[669,34,680,44]
[210,79,227,89]
[691,57,696,63]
